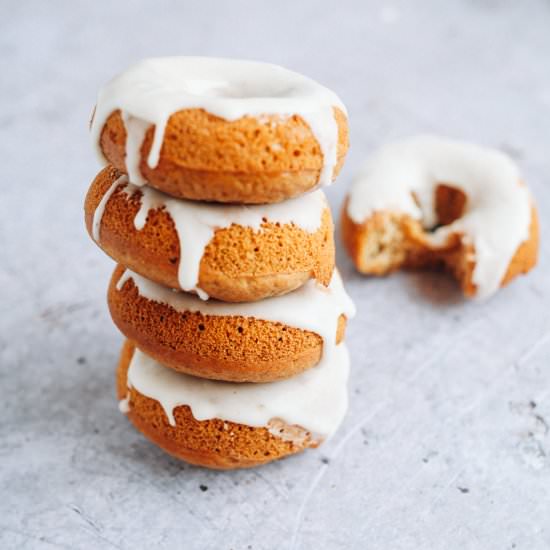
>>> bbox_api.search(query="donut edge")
[341,197,539,297]
[98,107,349,203]
[84,166,336,302]
[116,340,321,469]
[108,265,347,383]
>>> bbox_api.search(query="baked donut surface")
[342,136,539,298]
[85,165,335,302]
[117,341,345,469]
[91,57,349,203]
[108,266,354,383]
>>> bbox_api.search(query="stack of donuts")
[85,57,354,469]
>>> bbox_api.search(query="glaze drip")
[91,174,128,242]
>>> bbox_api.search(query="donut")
[90,57,349,204]
[117,340,349,469]
[108,266,355,383]
[85,165,335,302]
[342,136,539,298]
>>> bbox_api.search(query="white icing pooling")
[91,174,128,241]
[347,135,532,298]
[94,178,327,299]
[91,57,346,187]
[125,343,350,437]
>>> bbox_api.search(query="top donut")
[91,57,349,204]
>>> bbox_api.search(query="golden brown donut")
[108,265,348,383]
[84,165,335,302]
[342,190,539,298]
[342,136,539,298]
[117,340,320,469]
[97,107,349,204]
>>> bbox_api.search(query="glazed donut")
[108,266,354,383]
[85,165,335,302]
[117,340,349,469]
[342,136,539,298]
[91,57,349,204]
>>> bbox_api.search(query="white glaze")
[118,396,130,414]
[94,178,328,299]
[124,343,350,437]
[117,267,355,369]
[347,135,532,298]
[120,113,149,186]
[91,57,346,187]
[91,174,128,241]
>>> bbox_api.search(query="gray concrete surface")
[1,1,549,548]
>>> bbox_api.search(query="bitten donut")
[342,136,539,298]
[108,266,355,383]
[91,57,349,204]
[117,340,349,469]
[85,165,335,302]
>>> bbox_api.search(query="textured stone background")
[1,1,549,548]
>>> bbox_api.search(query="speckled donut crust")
[98,107,349,203]
[341,186,539,297]
[85,165,335,302]
[117,340,320,469]
[108,265,347,383]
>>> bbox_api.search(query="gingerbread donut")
[108,266,355,383]
[91,57,349,204]
[117,340,349,469]
[342,136,539,298]
[85,165,335,302]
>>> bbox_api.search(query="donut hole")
[434,184,467,228]
[411,184,467,233]
[164,72,294,100]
